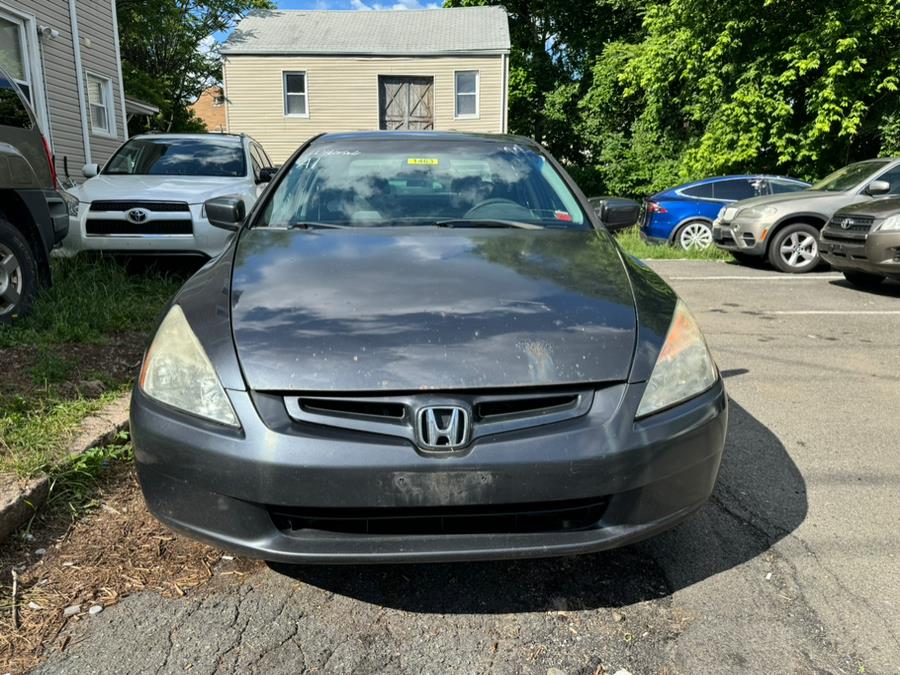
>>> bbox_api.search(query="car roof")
[312,131,540,147]
[131,132,244,143]
[677,174,807,187]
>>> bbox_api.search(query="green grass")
[615,226,734,261]
[1,254,186,479]
[0,254,184,348]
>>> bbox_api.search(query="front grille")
[85,219,193,235]
[821,230,866,245]
[89,200,190,212]
[826,215,875,233]
[285,388,595,446]
[268,496,610,536]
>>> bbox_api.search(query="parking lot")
[27,260,900,674]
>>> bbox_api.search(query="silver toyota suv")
[713,159,900,273]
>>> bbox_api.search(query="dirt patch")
[0,332,147,401]
[0,464,259,673]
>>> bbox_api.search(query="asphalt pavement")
[37,260,900,674]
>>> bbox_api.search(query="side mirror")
[257,166,278,183]
[82,163,100,178]
[204,196,245,231]
[865,179,890,196]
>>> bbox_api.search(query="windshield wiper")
[285,221,351,230]
[434,219,543,230]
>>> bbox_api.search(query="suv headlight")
[636,300,718,418]
[876,214,900,231]
[139,305,239,427]
[739,206,777,221]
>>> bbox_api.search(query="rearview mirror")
[82,163,100,178]
[257,166,278,183]
[204,196,245,231]
[865,180,890,196]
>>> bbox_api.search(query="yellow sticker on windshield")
[407,158,439,165]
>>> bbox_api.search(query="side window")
[249,145,263,179]
[771,180,808,194]
[682,183,714,199]
[713,179,756,201]
[0,77,31,128]
[874,165,900,194]
[283,72,308,116]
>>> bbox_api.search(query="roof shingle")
[222,7,510,56]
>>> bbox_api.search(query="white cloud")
[351,0,441,10]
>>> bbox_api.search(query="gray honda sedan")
[131,132,728,563]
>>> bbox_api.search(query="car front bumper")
[820,230,900,279]
[712,218,768,255]
[132,380,728,564]
[61,204,232,257]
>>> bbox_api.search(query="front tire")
[843,270,885,290]
[675,220,713,251]
[0,218,38,322]
[767,223,820,273]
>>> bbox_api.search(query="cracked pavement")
[35,261,900,674]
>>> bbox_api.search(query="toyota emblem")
[126,207,150,224]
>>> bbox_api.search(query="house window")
[454,70,479,118]
[0,13,32,102]
[283,72,308,117]
[86,73,114,136]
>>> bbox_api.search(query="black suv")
[0,65,68,321]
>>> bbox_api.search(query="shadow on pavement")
[828,278,900,296]
[269,400,806,613]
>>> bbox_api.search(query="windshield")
[810,160,890,192]
[257,139,589,229]
[104,137,246,177]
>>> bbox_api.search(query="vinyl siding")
[5,0,125,180]
[224,54,506,162]
[75,0,125,162]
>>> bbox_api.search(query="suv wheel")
[0,218,38,322]
[768,223,820,273]
[843,270,885,290]
[676,220,713,250]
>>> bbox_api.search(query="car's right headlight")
[636,300,718,418]
[876,214,900,231]
[739,205,778,221]
[139,305,239,427]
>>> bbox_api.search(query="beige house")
[221,7,510,162]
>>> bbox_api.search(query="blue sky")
[259,0,440,13]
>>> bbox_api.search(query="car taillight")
[646,201,668,214]
[41,134,59,189]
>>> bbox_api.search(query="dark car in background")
[643,175,809,250]
[820,198,900,289]
[0,65,69,321]
[131,132,728,564]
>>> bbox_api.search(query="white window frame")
[0,4,49,133]
[85,71,116,138]
[283,71,308,118]
[454,69,479,120]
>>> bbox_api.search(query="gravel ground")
[7,260,898,674]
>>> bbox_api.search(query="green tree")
[581,0,900,196]
[116,0,273,134]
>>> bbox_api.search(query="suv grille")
[827,215,875,232]
[89,201,190,212]
[268,496,610,536]
[85,219,193,235]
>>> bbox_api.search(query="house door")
[379,76,433,130]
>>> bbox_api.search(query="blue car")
[641,175,810,250]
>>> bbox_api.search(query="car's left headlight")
[636,300,718,418]
[876,214,900,231]
[139,305,239,427]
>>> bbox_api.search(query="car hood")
[731,190,840,211]
[68,174,248,205]
[834,196,900,218]
[230,228,638,392]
